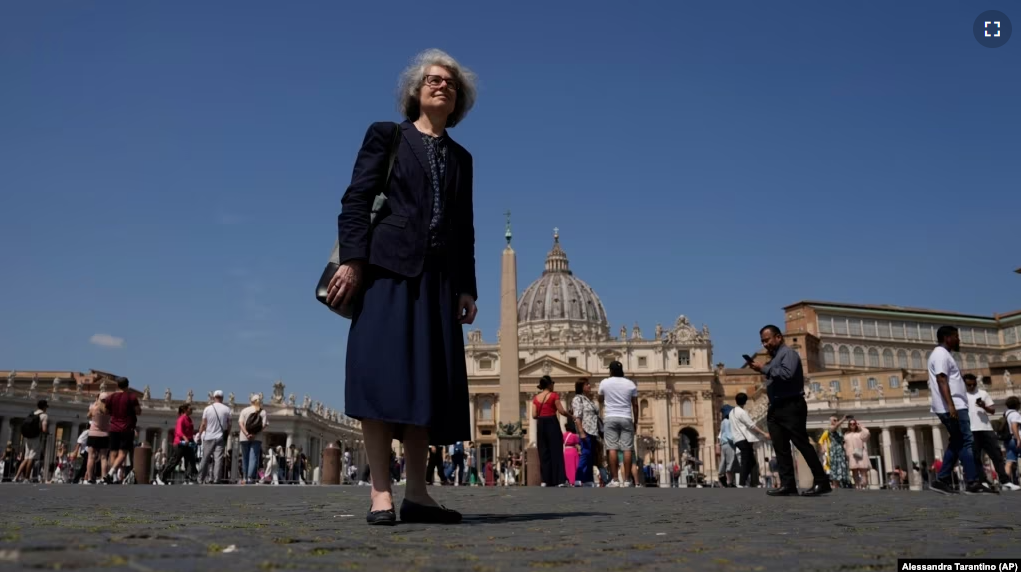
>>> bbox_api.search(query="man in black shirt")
[748,325,831,497]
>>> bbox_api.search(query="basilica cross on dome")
[553,227,559,240]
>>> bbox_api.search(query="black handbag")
[315,122,402,318]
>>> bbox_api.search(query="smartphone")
[742,354,754,363]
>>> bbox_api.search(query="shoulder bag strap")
[369,122,403,224]
[212,405,227,438]
[533,392,551,419]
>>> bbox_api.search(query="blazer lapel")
[401,121,430,175]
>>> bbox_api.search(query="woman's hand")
[458,294,477,325]
[326,261,364,308]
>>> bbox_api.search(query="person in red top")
[102,376,141,483]
[531,375,570,487]
[157,403,197,485]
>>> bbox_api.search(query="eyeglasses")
[423,74,459,91]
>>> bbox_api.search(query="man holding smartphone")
[748,325,831,496]
[964,373,1017,490]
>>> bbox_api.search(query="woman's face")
[584,382,592,395]
[849,420,859,431]
[418,65,457,117]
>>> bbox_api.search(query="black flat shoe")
[766,486,800,497]
[366,506,396,526]
[399,499,462,524]
[800,483,833,497]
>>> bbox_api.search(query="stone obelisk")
[497,211,523,457]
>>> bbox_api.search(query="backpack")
[20,412,41,439]
[244,411,264,436]
[453,441,464,455]
[994,412,1013,442]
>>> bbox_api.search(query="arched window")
[910,350,923,370]
[830,380,841,393]
[823,345,835,366]
[838,346,850,366]
[966,354,977,371]
[640,399,650,418]
[853,347,865,367]
[480,398,493,420]
[681,399,694,418]
[980,354,989,366]
[868,348,880,367]
[883,349,894,368]
[897,350,908,369]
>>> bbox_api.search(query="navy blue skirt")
[344,257,470,446]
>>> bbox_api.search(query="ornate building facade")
[730,301,1021,490]
[0,370,365,481]
[464,227,721,481]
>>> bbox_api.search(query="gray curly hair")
[397,49,477,128]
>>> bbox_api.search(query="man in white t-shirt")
[965,374,1019,491]
[196,390,232,484]
[927,326,992,494]
[598,361,638,487]
[730,393,770,487]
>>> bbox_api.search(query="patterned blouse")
[420,133,448,250]
[572,394,600,436]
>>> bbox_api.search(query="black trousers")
[973,430,1009,484]
[735,440,754,486]
[426,450,443,484]
[160,444,198,484]
[73,451,88,483]
[536,416,567,486]
[767,396,828,489]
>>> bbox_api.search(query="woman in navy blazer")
[326,49,478,526]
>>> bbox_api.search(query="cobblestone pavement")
[0,484,1018,571]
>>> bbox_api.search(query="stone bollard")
[133,443,152,485]
[321,443,341,485]
[525,446,540,486]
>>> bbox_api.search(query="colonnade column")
[528,401,538,448]
[906,426,921,491]
[0,418,10,452]
[880,427,893,490]
[69,423,80,454]
[468,395,476,442]
[931,425,944,463]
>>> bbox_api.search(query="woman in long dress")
[327,49,478,526]
[826,415,851,488]
[532,376,569,487]
[843,419,872,489]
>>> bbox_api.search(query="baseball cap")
[213,390,224,398]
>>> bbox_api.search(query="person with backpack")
[450,441,465,486]
[13,400,49,483]
[238,394,268,485]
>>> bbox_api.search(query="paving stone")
[0,484,1018,571]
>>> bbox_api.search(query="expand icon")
[973,10,1012,48]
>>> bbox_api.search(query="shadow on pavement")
[461,511,610,524]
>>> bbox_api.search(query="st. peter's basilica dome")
[517,230,610,341]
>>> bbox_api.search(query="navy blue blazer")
[337,120,478,301]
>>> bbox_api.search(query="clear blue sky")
[2,2,1018,411]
